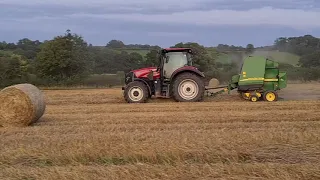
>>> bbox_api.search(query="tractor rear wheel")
[171,72,205,102]
[124,81,149,103]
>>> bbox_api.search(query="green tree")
[128,52,143,68]
[0,55,26,87]
[0,41,7,50]
[35,30,90,82]
[246,44,254,54]
[89,47,118,74]
[171,42,216,73]
[274,35,320,56]
[106,40,125,48]
[13,38,42,60]
[113,51,137,73]
[144,49,159,66]
[299,51,320,68]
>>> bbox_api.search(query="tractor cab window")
[163,51,189,78]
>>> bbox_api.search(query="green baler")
[229,56,287,102]
[206,56,287,102]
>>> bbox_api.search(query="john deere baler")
[228,56,287,102]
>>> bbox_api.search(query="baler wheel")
[250,95,258,102]
[263,90,278,102]
[240,92,250,100]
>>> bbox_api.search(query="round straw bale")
[0,83,46,127]
[208,78,220,88]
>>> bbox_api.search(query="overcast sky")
[0,0,319,47]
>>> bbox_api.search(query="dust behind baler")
[206,56,287,102]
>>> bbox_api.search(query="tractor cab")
[158,48,193,79]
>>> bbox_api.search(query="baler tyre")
[240,92,249,100]
[263,90,278,102]
[171,72,205,102]
[250,95,258,102]
[124,81,149,103]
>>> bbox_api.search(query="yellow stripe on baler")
[239,78,278,82]
[239,78,264,81]
[264,79,278,82]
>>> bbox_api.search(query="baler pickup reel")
[205,85,232,97]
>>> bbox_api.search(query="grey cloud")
[0,0,212,10]
[1,0,319,23]
[66,7,320,29]
[0,0,319,47]
[146,32,191,37]
[1,0,318,14]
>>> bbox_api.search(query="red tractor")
[122,48,206,103]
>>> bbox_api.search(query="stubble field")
[1,83,320,180]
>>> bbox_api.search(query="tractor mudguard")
[129,78,152,96]
[170,66,205,80]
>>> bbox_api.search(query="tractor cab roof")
[161,48,192,54]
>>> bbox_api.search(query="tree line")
[0,30,319,88]
[272,35,320,81]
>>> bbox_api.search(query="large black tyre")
[239,92,249,100]
[124,81,149,103]
[171,72,205,102]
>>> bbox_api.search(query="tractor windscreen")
[166,51,191,65]
[163,51,191,78]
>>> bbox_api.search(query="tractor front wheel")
[124,81,149,103]
[171,73,205,102]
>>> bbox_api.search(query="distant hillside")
[111,48,301,67]
[1,46,301,68]
[215,50,300,67]
[252,50,300,66]
[122,49,150,57]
